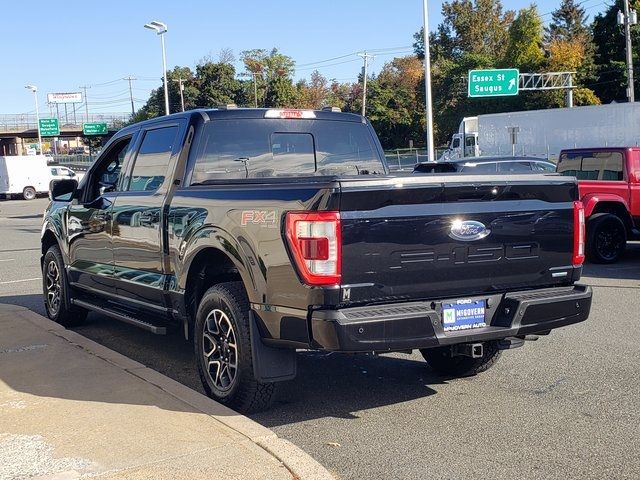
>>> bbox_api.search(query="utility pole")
[422,0,436,162]
[619,1,638,102]
[124,76,137,116]
[250,72,259,108]
[79,85,90,122]
[358,52,374,116]
[178,77,185,112]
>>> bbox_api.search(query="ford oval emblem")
[449,220,490,242]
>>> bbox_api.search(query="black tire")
[420,341,501,377]
[194,281,276,413]
[23,186,36,200]
[586,213,626,264]
[42,245,87,327]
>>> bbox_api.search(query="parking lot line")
[0,278,39,285]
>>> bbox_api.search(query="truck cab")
[557,147,640,263]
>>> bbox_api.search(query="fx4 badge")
[449,220,490,242]
[241,210,277,228]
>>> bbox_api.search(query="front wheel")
[42,245,87,326]
[194,282,276,413]
[420,341,501,377]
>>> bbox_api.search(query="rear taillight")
[285,211,341,286]
[573,201,585,266]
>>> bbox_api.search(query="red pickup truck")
[557,147,640,263]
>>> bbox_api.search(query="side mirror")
[50,178,78,202]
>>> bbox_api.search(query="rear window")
[190,119,384,184]
[557,151,624,181]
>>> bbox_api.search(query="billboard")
[47,92,82,104]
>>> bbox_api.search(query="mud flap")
[249,311,297,382]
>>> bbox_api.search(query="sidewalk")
[0,304,334,480]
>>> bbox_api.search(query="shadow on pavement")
[252,351,443,426]
[582,242,640,281]
[1,294,445,420]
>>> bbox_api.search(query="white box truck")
[0,155,51,200]
[441,103,640,162]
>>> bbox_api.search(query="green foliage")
[503,6,545,72]
[545,0,589,43]
[196,62,241,107]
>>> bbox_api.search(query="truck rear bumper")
[310,285,592,352]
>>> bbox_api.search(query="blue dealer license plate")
[442,299,487,332]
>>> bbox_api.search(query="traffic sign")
[39,118,60,136]
[468,69,519,98]
[83,122,108,135]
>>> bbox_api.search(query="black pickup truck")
[42,107,592,412]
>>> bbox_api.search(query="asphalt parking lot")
[1,197,639,480]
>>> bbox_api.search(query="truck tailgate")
[338,174,579,306]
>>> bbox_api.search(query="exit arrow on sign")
[468,68,519,98]
[83,123,108,135]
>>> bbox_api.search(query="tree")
[367,56,425,148]
[240,48,296,107]
[195,61,241,108]
[439,0,515,59]
[591,1,640,103]
[133,66,198,121]
[545,0,589,44]
[503,6,545,72]
[296,71,330,109]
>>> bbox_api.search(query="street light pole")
[25,85,42,155]
[422,0,436,162]
[144,20,170,115]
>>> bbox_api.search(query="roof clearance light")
[264,109,316,119]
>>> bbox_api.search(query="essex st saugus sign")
[468,69,519,98]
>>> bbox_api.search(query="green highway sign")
[83,122,108,135]
[39,118,60,136]
[468,69,519,98]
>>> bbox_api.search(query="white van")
[0,155,51,200]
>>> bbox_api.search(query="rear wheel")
[42,245,87,326]
[22,186,36,200]
[194,282,276,413]
[420,341,501,377]
[586,213,626,264]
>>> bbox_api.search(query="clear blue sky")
[1,0,608,115]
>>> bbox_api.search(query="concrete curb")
[10,306,335,480]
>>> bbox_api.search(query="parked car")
[557,147,639,263]
[49,166,77,181]
[414,156,556,174]
[42,108,592,412]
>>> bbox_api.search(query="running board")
[71,298,167,334]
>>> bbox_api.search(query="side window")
[498,161,532,173]
[461,162,496,173]
[533,162,556,172]
[51,168,58,176]
[93,137,132,197]
[452,137,460,148]
[128,126,178,192]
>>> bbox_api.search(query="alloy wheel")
[45,260,61,315]
[202,308,238,391]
